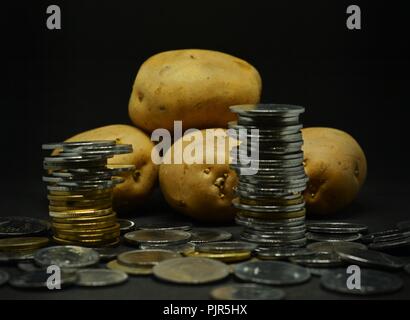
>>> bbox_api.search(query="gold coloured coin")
[47,193,113,201]
[49,207,113,218]
[48,188,113,197]
[49,198,112,208]
[53,232,120,241]
[52,236,120,247]
[238,208,306,220]
[53,223,120,235]
[0,237,50,251]
[52,221,117,230]
[49,203,112,212]
[117,250,181,267]
[184,250,252,263]
[51,212,117,224]
[240,196,304,206]
[106,260,153,275]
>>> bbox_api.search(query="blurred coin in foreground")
[307,241,367,254]
[189,229,232,243]
[9,270,77,289]
[107,260,153,276]
[210,284,285,300]
[0,217,48,237]
[118,249,181,267]
[34,246,99,269]
[0,270,9,286]
[335,248,404,270]
[76,269,128,287]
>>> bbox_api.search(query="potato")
[159,129,238,222]
[129,49,262,132]
[65,124,158,212]
[302,127,367,215]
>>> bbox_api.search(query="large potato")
[302,127,367,215]
[65,124,158,212]
[129,49,262,132]
[159,129,238,222]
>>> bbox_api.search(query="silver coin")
[306,222,368,234]
[290,252,343,267]
[336,248,405,270]
[236,184,307,195]
[196,241,257,254]
[118,219,136,233]
[76,269,128,287]
[0,251,34,263]
[139,242,195,254]
[306,232,362,242]
[0,270,9,286]
[234,260,310,285]
[240,233,307,247]
[42,140,116,150]
[368,236,410,250]
[236,215,305,228]
[230,103,304,115]
[308,267,346,277]
[321,269,403,295]
[17,262,44,272]
[94,247,128,261]
[117,249,181,267]
[190,229,232,243]
[242,229,306,240]
[372,230,410,243]
[210,284,285,300]
[361,229,400,244]
[307,241,367,254]
[0,216,48,237]
[9,270,77,289]
[137,222,192,231]
[255,247,314,260]
[232,199,305,213]
[153,257,230,284]
[397,220,410,231]
[124,229,191,245]
[34,246,100,269]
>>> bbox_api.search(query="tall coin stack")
[42,140,134,247]
[229,104,308,248]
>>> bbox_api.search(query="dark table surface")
[0,179,409,300]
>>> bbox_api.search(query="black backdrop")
[1,0,409,184]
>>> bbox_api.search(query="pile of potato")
[65,49,367,221]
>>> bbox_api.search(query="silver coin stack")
[229,104,308,248]
[41,140,134,247]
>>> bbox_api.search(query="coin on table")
[289,252,343,267]
[307,241,367,254]
[306,232,362,242]
[368,236,410,250]
[118,219,135,233]
[118,250,181,267]
[34,246,100,268]
[17,261,44,272]
[307,267,346,277]
[136,222,192,231]
[255,247,314,260]
[306,222,368,234]
[184,250,252,263]
[106,260,153,275]
[139,242,196,254]
[0,217,49,237]
[124,229,191,246]
[76,269,128,287]
[94,247,128,261]
[361,229,400,244]
[210,284,285,300]
[189,229,232,243]
[0,237,49,251]
[371,230,410,243]
[234,261,310,285]
[321,269,403,295]
[195,241,257,254]
[0,270,9,287]
[153,257,230,284]
[9,270,77,289]
[335,248,404,270]
[0,251,34,263]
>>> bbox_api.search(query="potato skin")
[159,129,238,222]
[302,127,367,215]
[65,124,158,212]
[129,49,262,132]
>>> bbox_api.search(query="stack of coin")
[229,104,308,247]
[306,222,367,243]
[42,140,134,247]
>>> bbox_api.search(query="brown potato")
[159,129,238,222]
[129,49,262,132]
[65,124,158,212]
[302,127,367,215]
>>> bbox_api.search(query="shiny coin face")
[234,261,310,285]
[9,270,77,289]
[139,242,196,254]
[76,269,128,287]
[210,284,285,300]
[107,260,153,275]
[124,230,191,245]
[117,249,181,267]
[195,241,257,254]
[136,222,192,231]
[0,270,9,287]
[0,237,49,251]
[307,241,367,254]
[306,232,362,242]
[255,247,314,260]
[335,248,404,270]
[189,229,232,243]
[153,257,230,284]
[0,217,48,237]
[321,269,403,295]
[306,222,368,234]
[289,252,343,267]
[34,246,100,268]
[118,219,136,233]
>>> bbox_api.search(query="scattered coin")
[195,241,257,254]
[369,236,410,250]
[210,284,285,300]
[0,251,34,263]
[137,222,192,231]
[106,260,153,275]
[321,269,403,295]
[153,257,230,284]
[189,229,232,243]
[184,250,252,263]
[307,241,367,254]
[117,219,135,233]
[234,260,311,285]
[0,270,9,286]
[361,229,400,244]
[139,242,196,254]
[307,268,346,277]
[306,232,362,242]
[255,247,314,260]
[17,262,44,272]
[306,222,368,234]
[0,217,49,237]
[9,270,77,289]
[289,252,343,267]
[0,237,49,251]
[94,247,128,261]
[124,229,191,246]
[335,248,404,270]
[34,246,100,269]
[117,250,181,267]
[75,269,128,287]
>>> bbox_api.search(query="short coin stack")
[42,140,134,247]
[229,104,308,248]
